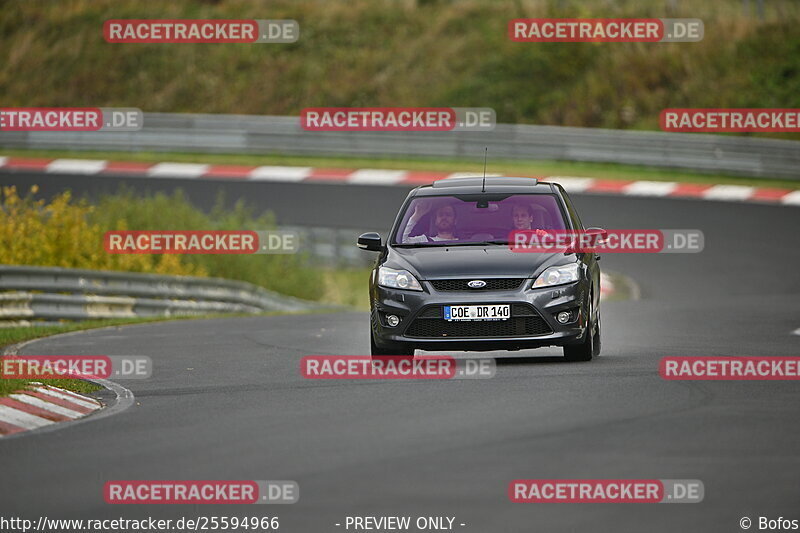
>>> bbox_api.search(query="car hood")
[387,245,573,280]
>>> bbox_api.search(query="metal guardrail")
[2,112,799,179]
[286,226,373,268]
[0,265,318,324]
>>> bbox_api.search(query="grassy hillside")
[1,0,799,137]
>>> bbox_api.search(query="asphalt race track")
[1,174,799,532]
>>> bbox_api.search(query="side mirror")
[357,232,382,252]
[584,227,607,259]
[584,227,608,246]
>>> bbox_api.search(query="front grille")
[429,278,524,291]
[405,304,552,338]
[418,307,444,319]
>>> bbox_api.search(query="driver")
[402,201,458,243]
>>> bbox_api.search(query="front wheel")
[592,314,601,357]
[564,305,598,362]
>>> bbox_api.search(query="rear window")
[392,194,568,245]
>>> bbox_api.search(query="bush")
[0,186,367,305]
[0,185,202,275]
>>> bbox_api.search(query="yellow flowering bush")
[0,186,207,276]
[0,185,361,303]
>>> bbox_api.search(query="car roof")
[413,176,556,196]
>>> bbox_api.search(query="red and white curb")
[1,155,798,207]
[0,383,102,437]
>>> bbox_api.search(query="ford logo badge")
[467,280,487,289]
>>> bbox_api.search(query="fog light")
[387,314,400,327]
[556,311,571,324]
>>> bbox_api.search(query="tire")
[563,299,596,362]
[592,313,601,357]
[370,328,415,356]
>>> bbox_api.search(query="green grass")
[1,1,798,139]
[0,378,102,398]
[321,267,372,311]
[3,148,799,190]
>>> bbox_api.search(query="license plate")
[444,304,510,321]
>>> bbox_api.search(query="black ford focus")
[358,176,603,361]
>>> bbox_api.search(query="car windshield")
[393,193,568,246]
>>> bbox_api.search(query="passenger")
[511,203,548,237]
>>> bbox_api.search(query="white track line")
[47,159,107,174]
[9,394,84,418]
[781,191,800,206]
[0,405,54,430]
[550,177,595,193]
[347,169,408,185]
[624,181,678,196]
[147,163,209,178]
[36,387,100,410]
[0,156,7,168]
[249,166,312,181]
[702,185,755,201]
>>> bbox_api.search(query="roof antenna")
[482,147,488,192]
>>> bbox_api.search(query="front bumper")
[371,278,591,352]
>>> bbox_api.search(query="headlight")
[532,263,580,288]
[378,266,423,291]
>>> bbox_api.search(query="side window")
[558,186,584,230]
